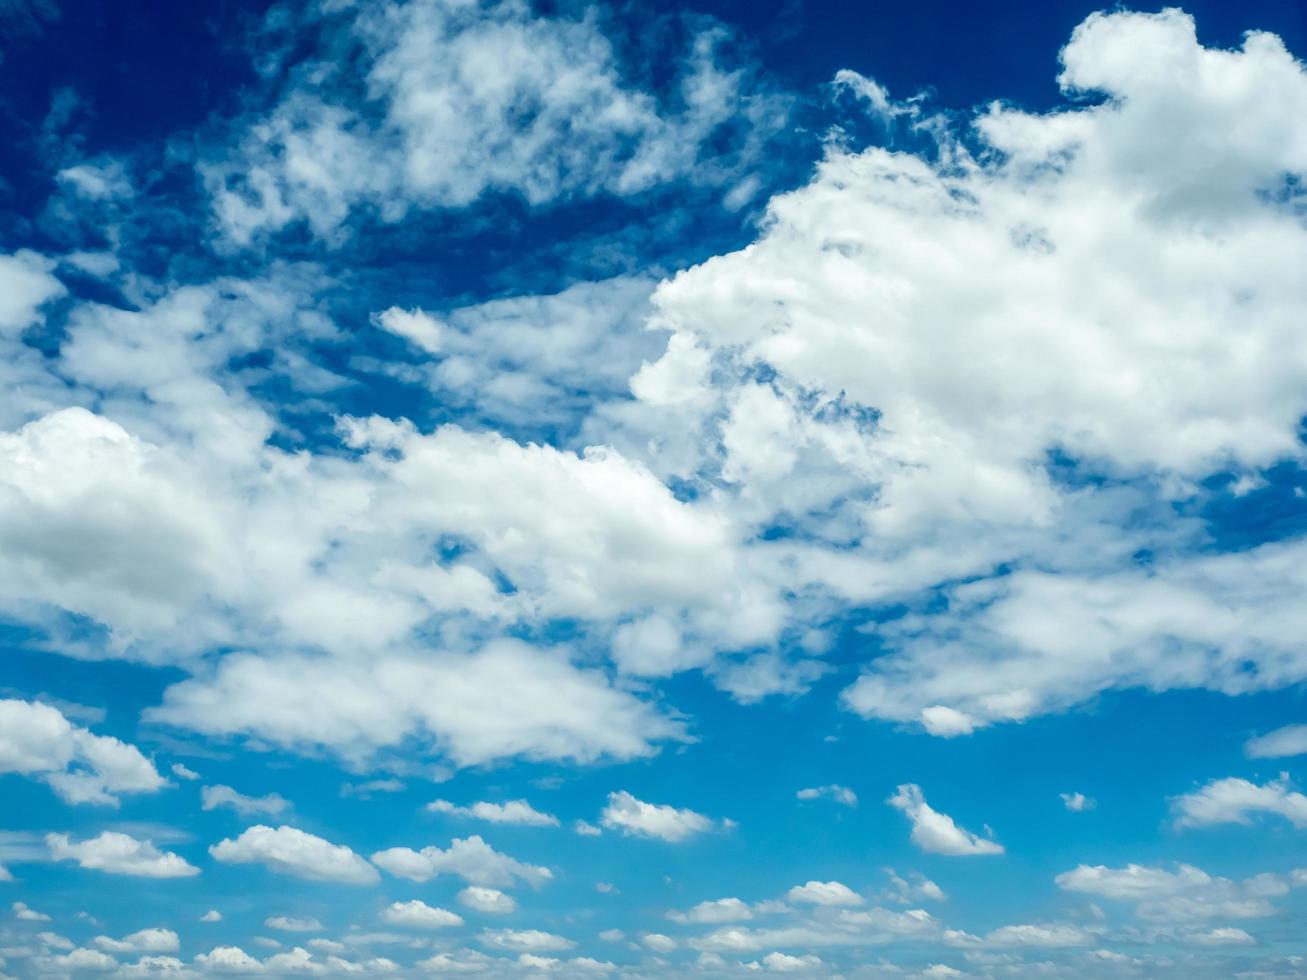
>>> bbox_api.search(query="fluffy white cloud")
[599,790,714,842]
[194,946,263,973]
[14,901,51,921]
[380,901,463,930]
[150,641,684,770]
[479,929,575,953]
[94,929,179,953]
[796,785,857,807]
[370,835,551,888]
[209,825,378,885]
[1173,774,1307,829]
[47,832,199,878]
[887,785,1003,857]
[984,924,1094,948]
[1055,862,1301,922]
[204,1,780,244]
[604,6,1307,729]
[642,934,676,953]
[760,952,823,972]
[199,910,222,923]
[1245,724,1307,758]
[787,882,864,907]
[201,785,290,819]
[426,800,557,827]
[458,887,516,915]
[0,250,64,336]
[0,699,164,806]
[1061,792,1095,812]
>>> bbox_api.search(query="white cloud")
[1186,927,1256,946]
[151,640,684,770]
[200,911,222,923]
[1173,774,1307,829]
[209,825,378,885]
[47,832,199,878]
[480,929,574,953]
[642,933,676,953]
[201,785,290,819]
[0,250,64,336]
[380,901,463,930]
[610,6,1307,730]
[796,785,857,807]
[1245,724,1307,758]
[984,924,1093,948]
[1055,862,1299,922]
[14,900,51,921]
[49,947,117,971]
[171,763,200,781]
[786,882,864,907]
[599,791,714,842]
[374,308,444,355]
[668,898,753,924]
[0,699,164,806]
[203,1,781,244]
[194,946,264,973]
[370,835,551,887]
[93,929,179,953]
[1061,792,1095,812]
[887,785,1003,857]
[761,952,823,972]
[882,870,945,905]
[458,888,516,915]
[426,800,557,827]
[264,917,323,933]
[572,820,602,838]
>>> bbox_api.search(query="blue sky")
[4,0,1307,976]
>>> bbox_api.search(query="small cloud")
[796,784,857,807]
[1061,792,1095,812]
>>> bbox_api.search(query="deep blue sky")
[4,1,1307,977]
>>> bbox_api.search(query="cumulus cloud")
[598,791,715,842]
[93,929,179,953]
[370,835,551,888]
[887,785,1003,857]
[426,799,558,827]
[14,901,51,921]
[209,825,379,885]
[1061,792,1095,812]
[480,929,575,953]
[0,699,164,806]
[1055,862,1302,922]
[614,6,1307,729]
[458,887,516,915]
[380,901,463,929]
[47,832,199,878]
[1172,774,1307,829]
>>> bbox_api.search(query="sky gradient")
[4,0,1307,977]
